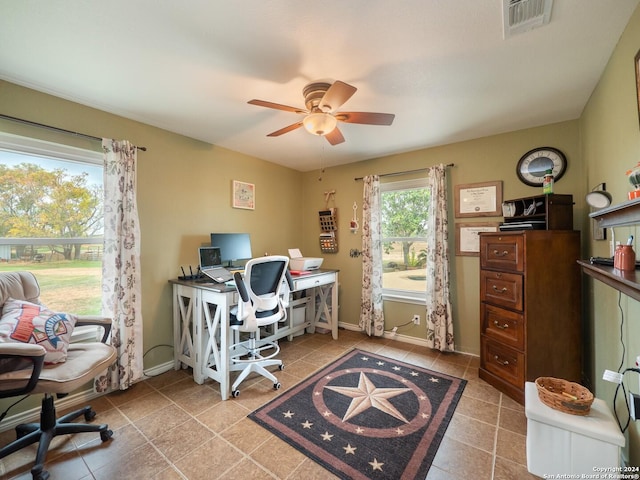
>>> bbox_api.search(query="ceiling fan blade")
[325,126,345,145]
[248,99,307,114]
[319,81,357,112]
[266,122,304,137]
[336,112,395,125]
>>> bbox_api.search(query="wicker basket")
[535,377,594,416]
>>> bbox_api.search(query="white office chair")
[229,255,293,397]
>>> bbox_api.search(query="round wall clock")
[516,147,567,187]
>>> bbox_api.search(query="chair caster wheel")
[85,409,97,421]
[274,382,281,390]
[100,429,113,442]
[232,389,240,398]
[33,469,50,480]
[279,364,285,371]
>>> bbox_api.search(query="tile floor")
[0,329,541,479]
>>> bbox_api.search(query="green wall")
[0,80,305,371]
[1,3,639,462]
[300,121,582,355]
[580,4,640,466]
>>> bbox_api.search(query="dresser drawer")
[480,270,523,311]
[480,235,524,272]
[481,338,524,388]
[481,303,524,349]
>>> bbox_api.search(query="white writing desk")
[169,269,339,400]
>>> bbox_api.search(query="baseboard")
[0,361,176,434]
[338,321,478,357]
[141,360,175,379]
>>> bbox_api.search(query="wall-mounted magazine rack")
[319,209,338,253]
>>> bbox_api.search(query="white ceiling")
[1,1,638,172]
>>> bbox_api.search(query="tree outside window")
[380,179,429,301]
[0,135,103,315]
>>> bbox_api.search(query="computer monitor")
[210,233,252,268]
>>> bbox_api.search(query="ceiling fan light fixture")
[303,112,337,136]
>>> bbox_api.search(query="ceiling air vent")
[503,0,553,38]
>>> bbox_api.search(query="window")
[380,178,429,304]
[0,132,103,316]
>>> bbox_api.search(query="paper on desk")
[288,248,303,258]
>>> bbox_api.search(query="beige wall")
[2,3,640,462]
[580,5,640,466]
[0,80,305,371]
[300,121,582,355]
[0,79,583,360]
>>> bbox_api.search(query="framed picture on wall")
[232,180,255,210]
[454,181,502,218]
[455,222,500,256]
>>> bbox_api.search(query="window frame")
[380,178,429,305]
[0,132,104,341]
[0,131,103,167]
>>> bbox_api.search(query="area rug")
[249,348,467,480]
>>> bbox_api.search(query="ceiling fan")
[248,80,395,145]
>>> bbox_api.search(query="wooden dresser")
[479,230,582,404]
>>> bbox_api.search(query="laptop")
[198,246,233,283]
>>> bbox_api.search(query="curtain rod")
[354,164,454,181]
[0,113,147,151]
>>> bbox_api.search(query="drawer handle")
[493,355,510,366]
[493,320,509,330]
[491,285,508,293]
[492,249,509,257]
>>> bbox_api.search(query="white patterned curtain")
[359,175,384,336]
[425,164,454,351]
[101,139,144,390]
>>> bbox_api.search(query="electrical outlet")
[412,314,420,325]
[630,392,640,421]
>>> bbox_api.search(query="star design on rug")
[393,366,401,371]
[321,431,334,441]
[369,458,384,471]
[325,372,411,422]
[283,410,294,418]
[429,377,440,383]
[343,444,357,455]
[301,420,313,429]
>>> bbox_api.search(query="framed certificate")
[455,222,500,256]
[454,181,502,218]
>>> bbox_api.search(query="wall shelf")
[589,197,640,228]
[582,198,640,300]
[577,260,640,302]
